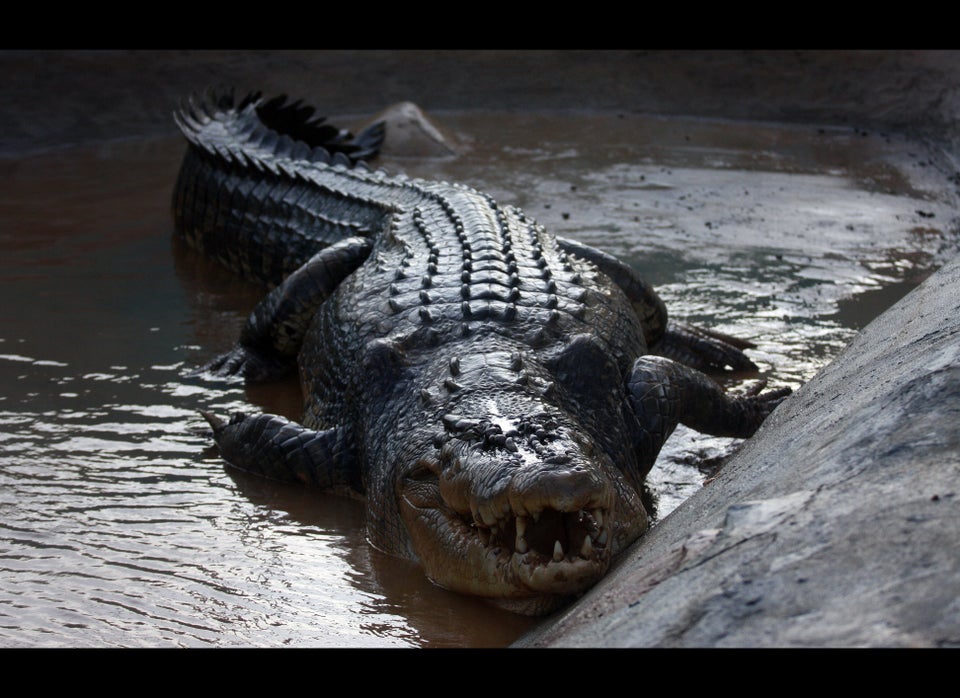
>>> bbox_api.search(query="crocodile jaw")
[398,463,647,613]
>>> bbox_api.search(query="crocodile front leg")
[204,236,372,382]
[202,411,362,497]
[625,355,791,473]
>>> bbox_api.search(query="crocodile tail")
[172,88,390,285]
[346,120,387,163]
[173,87,384,168]
[253,92,386,165]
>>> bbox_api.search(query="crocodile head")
[372,347,649,615]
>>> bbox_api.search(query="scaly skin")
[177,89,790,615]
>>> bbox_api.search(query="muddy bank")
[516,253,960,647]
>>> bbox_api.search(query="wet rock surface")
[516,254,960,647]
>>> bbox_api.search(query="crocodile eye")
[363,338,404,373]
[407,463,438,482]
[362,338,408,394]
[550,333,621,392]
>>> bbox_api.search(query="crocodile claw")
[199,410,227,433]
[195,345,292,383]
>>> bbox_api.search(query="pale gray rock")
[366,102,457,158]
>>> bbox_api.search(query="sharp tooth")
[597,529,608,546]
[593,509,603,528]
[479,508,497,528]
[515,516,528,553]
[580,534,593,558]
[553,540,564,562]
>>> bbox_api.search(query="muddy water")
[1,111,956,647]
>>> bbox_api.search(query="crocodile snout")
[435,428,614,573]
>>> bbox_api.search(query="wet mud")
[0,109,956,646]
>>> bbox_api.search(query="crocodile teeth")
[553,540,564,562]
[515,517,529,553]
[593,509,604,529]
[516,532,528,554]
[580,534,594,558]
[597,528,608,546]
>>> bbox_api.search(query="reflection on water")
[0,111,956,646]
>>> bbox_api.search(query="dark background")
[3,50,959,155]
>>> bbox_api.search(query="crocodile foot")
[196,345,294,383]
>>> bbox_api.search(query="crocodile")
[173,89,791,615]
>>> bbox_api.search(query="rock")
[365,102,457,159]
